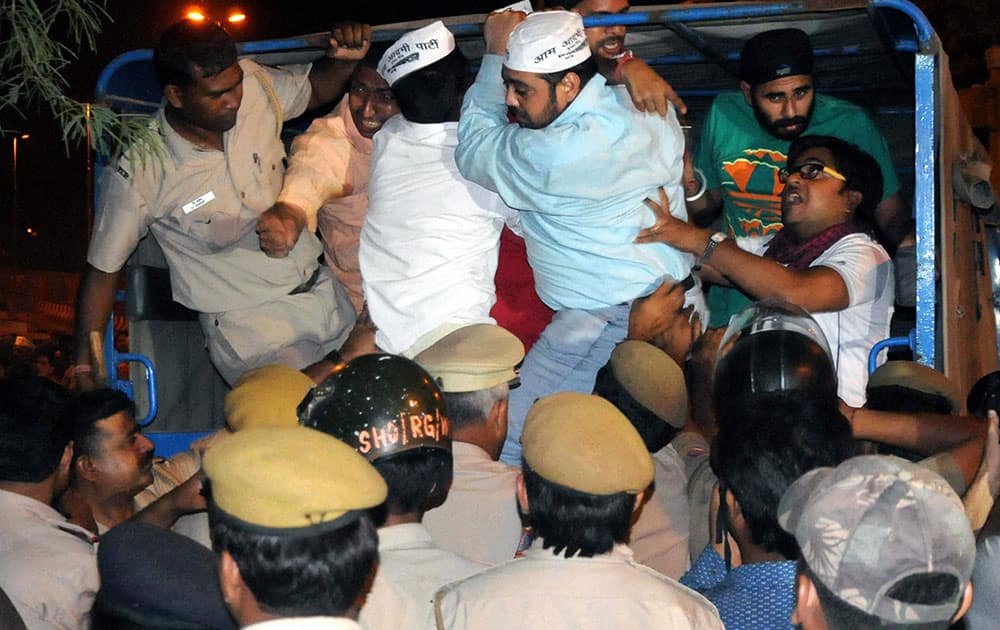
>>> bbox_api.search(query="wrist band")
[70,364,93,375]
[613,49,637,83]
[686,167,707,202]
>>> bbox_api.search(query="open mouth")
[782,189,804,206]
[599,37,625,57]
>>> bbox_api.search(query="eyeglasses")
[778,161,847,184]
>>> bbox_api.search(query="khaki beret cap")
[867,361,961,413]
[607,341,687,428]
[522,392,654,495]
[203,426,386,532]
[225,365,315,432]
[415,324,524,393]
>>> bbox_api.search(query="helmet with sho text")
[298,353,450,461]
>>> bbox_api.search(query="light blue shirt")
[456,55,692,310]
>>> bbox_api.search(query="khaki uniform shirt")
[434,540,723,629]
[88,60,354,382]
[361,524,486,630]
[88,59,320,313]
[0,490,99,630]
[630,444,692,580]
[422,442,522,566]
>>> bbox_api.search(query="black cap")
[95,521,236,630]
[740,28,813,86]
[298,354,450,462]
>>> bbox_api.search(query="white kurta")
[434,540,723,629]
[360,116,518,357]
[0,489,99,630]
[422,442,523,566]
[361,523,486,630]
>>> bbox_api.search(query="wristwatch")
[693,232,727,271]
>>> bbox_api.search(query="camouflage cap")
[522,392,654,495]
[414,324,524,393]
[866,360,962,414]
[779,455,975,624]
[224,365,315,432]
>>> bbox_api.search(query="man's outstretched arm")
[74,264,122,389]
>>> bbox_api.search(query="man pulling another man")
[456,9,698,464]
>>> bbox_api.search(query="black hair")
[442,384,508,431]
[537,56,600,91]
[154,20,238,87]
[66,388,135,462]
[209,503,378,618]
[712,394,855,559]
[865,385,955,415]
[787,135,883,227]
[968,370,1000,419]
[392,47,468,124]
[371,448,452,518]
[0,376,72,482]
[522,463,634,558]
[593,364,678,452]
[800,561,959,630]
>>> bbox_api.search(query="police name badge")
[182,191,216,214]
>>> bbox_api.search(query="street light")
[9,132,29,259]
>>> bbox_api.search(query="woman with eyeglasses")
[636,134,893,407]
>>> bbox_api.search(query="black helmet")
[713,301,837,426]
[298,354,450,461]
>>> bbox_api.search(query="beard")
[752,98,815,140]
[508,86,562,130]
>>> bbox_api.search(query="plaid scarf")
[764,221,870,270]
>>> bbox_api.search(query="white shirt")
[361,523,486,630]
[422,442,523,566]
[809,233,894,406]
[360,116,518,356]
[630,444,691,580]
[0,489,99,630]
[434,540,723,629]
[246,617,362,629]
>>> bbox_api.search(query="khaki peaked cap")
[522,392,654,495]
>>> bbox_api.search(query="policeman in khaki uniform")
[204,425,387,629]
[417,324,527,566]
[434,392,723,629]
[77,19,369,386]
[299,354,487,630]
[134,364,319,548]
[593,340,692,580]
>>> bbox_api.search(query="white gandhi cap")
[504,11,591,74]
[378,21,456,86]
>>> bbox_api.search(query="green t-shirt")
[694,91,901,326]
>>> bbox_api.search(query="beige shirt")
[422,442,522,566]
[361,523,486,630]
[134,446,212,548]
[0,489,99,630]
[434,540,723,629]
[88,59,321,314]
[630,444,691,580]
[278,94,372,313]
